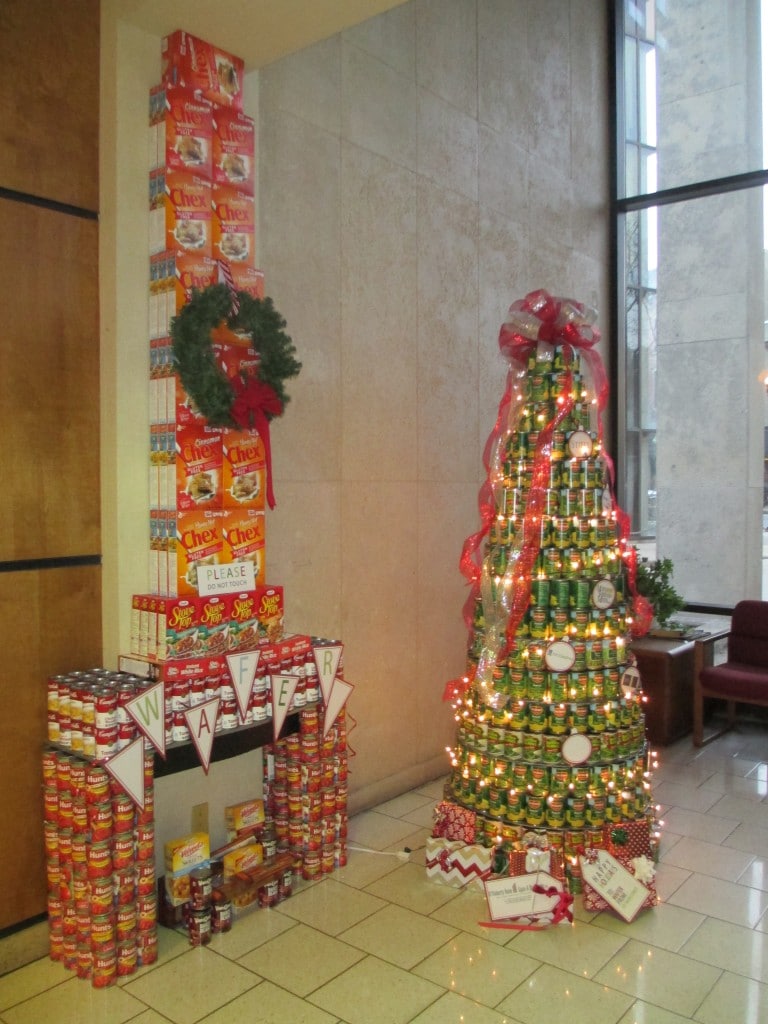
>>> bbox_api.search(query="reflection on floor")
[1,724,768,1023]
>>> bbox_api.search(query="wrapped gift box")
[432,801,477,844]
[426,837,492,890]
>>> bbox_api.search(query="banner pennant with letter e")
[314,644,343,706]
[104,738,146,809]
[125,681,166,758]
[324,678,354,737]
[184,697,221,774]
[226,650,261,722]
[270,674,299,740]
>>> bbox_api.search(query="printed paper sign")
[579,849,651,922]
[104,738,146,809]
[483,872,563,922]
[314,644,343,706]
[323,677,354,736]
[226,650,261,721]
[197,560,255,595]
[270,673,299,740]
[184,697,220,773]
[125,681,166,758]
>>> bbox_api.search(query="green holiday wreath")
[170,283,302,430]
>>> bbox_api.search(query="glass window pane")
[621,0,764,198]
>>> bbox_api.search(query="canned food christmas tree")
[440,289,657,895]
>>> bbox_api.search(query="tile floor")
[2,723,768,1023]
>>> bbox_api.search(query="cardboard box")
[162,30,244,110]
[212,108,254,193]
[173,508,224,596]
[222,429,265,509]
[228,586,283,650]
[212,184,254,267]
[221,510,266,588]
[149,168,212,258]
[227,263,264,300]
[149,83,213,176]
[224,798,265,838]
[164,831,211,906]
[175,424,223,511]
[160,596,200,660]
[222,840,263,878]
[197,594,231,656]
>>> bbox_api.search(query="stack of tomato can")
[263,701,349,882]
[42,746,158,986]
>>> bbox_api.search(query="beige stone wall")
[257,0,611,810]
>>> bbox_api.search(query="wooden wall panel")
[0,0,99,210]
[0,199,100,562]
[0,566,102,930]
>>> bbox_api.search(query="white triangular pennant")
[184,697,221,774]
[270,674,299,740]
[125,681,166,758]
[324,678,354,737]
[103,738,146,809]
[226,650,261,722]
[314,644,343,706]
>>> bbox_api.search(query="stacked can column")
[43,747,158,986]
[264,705,349,882]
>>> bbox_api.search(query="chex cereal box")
[150,168,212,258]
[212,108,254,193]
[174,509,224,596]
[149,84,213,176]
[161,30,244,110]
[222,429,265,509]
[175,424,223,511]
[227,264,264,300]
[212,184,254,266]
[169,252,217,329]
[221,509,265,586]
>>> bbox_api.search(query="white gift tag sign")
[483,872,563,922]
[104,738,146,810]
[579,849,651,922]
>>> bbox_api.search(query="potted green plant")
[634,554,685,628]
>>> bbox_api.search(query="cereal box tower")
[439,290,658,893]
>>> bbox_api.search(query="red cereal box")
[175,424,223,511]
[169,252,218,326]
[222,429,265,509]
[149,84,213,176]
[212,184,254,267]
[212,108,254,193]
[227,264,264,300]
[151,168,212,258]
[221,509,265,585]
[162,30,244,110]
[174,509,224,596]
[227,587,282,651]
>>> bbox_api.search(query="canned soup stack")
[42,745,158,986]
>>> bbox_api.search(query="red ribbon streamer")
[230,375,283,510]
[456,288,651,669]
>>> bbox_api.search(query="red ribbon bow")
[533,883,574,925]
[230,374,283,510]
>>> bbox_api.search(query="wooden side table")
[630,613,731,746]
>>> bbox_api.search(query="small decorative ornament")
[171,282,302,508]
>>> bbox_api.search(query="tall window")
[614,0,768,605]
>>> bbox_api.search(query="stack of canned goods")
[42,747,158,986]
[46,669,151,761]
[445,342,658,891]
